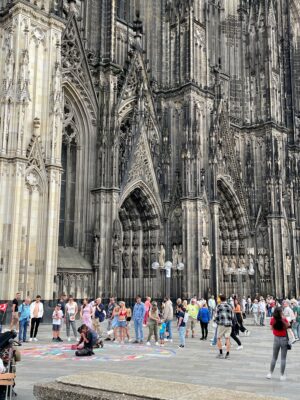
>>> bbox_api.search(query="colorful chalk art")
[20,343,176,362]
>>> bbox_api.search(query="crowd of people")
[4,291,300,378]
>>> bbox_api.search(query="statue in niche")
[132,247,139,278]
[112,235,121,268]
[258,254,265,277]
[158,244,165,267]
[239,255,247,272]
[223,255,230,275]
[202,241,211,270]
[264,255,270,275]
[286,255,292,276]
[93,235,100,265]
[248,253,255,275]
[178,244,183,264]
[122,247,130,278]
[142,247,149,271]
[172,245,179,267]
[230,255,237,272]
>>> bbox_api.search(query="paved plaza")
[5,318,299,400]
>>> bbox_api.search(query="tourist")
[80,298,93,329]
[111,304,120,342]
[208,295,216,319]
[118,301,127,344]
[233,299,250,336]
[186,298,199,338]
[251,299,259,325]
[52,304,63,342]
[105,297,116,340]
[146,301,159,345]
[18,297,31,343]
[29,295,44,341]
[133,295,145,344]
[75,324,96,356]
[241,296,247,317]
[246,296,252,315]
[291,299,300,340]
[197,302,210,340]
[58,293,67,320]
[143,297,151,326]
[215,294,233,359]
[159,319,166,346]
[162,297,173,342]
[65,296,78,341]
[92,298,105,337]
[259,297,266,326]
[231,312,243,350]
[177,304,186,348]
[10,292,21,331]
[125,305,132,342]
[266,307,289,381]
[282,300,296,344]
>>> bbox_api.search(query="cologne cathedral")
[0,0,300,302]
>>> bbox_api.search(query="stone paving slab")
[5,319,300,400]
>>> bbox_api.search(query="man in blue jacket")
[133,295,146,344]
[18,297,31,342]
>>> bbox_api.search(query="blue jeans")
[260,313,265,326]
[165,319,173,339]
[212,326,218,345]
[19,319,29,342]
[178,326,186,346]
[292,321,300,339]
[134,320,144,341]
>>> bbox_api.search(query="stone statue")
[158,244,165,267]
[264,255,270,275]
[202,243,211,270]
[223,255,230,275]
[93,235,99,265]
[172,245,179,267]
[258,254,265,277]
[112,235,121,267]
[286,256,292,276]
[132,247,139,278]
[142,247,149,271]
[239,255,246,272]
[230,255,237,271]
[122,247,130,278]
[178,244,183,264]
[249,253,255,275]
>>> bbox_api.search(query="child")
[159,319,166,347]
[52,304,63,342]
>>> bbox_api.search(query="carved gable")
[26,132,45,171]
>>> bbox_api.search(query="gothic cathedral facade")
[1,0,300,301]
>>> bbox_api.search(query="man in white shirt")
[208,296,216,319]
[29,295,44,341]
[282,300,296,344]
[258,298,266,326]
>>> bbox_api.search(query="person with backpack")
[177,304,186,348]
[92,298,105,337]
[266,307,289,381]
[197,302,211,340]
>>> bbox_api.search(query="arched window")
[59,99,78,247]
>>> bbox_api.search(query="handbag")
[286,331,292,350]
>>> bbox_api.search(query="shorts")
[217,325,231,339]
[188,319,196,330]
[52,324,61,332]
[159,333,165,340]
[118,320,126,328]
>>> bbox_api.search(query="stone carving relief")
[202,239,211,270]
[158,244,165,267]
[172,245,179,267]
[122,246,130,278]
[286,255,292,276]
[132,246,139,278]
[111,220,122,270]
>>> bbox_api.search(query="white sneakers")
[280,375,286,381]
[67,337,71,342]
[155,342,159,346]
[266,373,272,379]
[29,338,33,342]
[146,341,151,346]
[237,345,243,350]
[33,338,38,342]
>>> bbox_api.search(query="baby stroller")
[0,331,20,400]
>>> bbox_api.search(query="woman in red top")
[266,307,289,381]
[118,301,127,344]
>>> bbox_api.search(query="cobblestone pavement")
[4,318,300,400]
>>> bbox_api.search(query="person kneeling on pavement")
[75,325,103,356]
